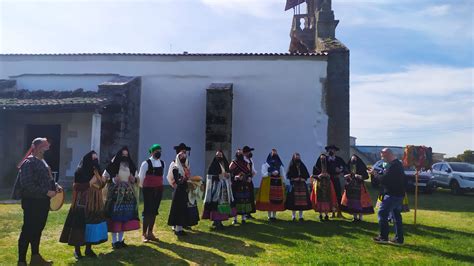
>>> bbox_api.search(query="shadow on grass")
[396,243,474,264]
[73,245,187,265]
[151,241,229,265]
[179,230,264,257]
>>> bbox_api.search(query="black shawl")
[208,154,230,175]
[74,151,101,184]
[105,146,137,177]
[287,155,309,180]
[347,155,369,179]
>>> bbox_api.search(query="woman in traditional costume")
[229,149,255,224]
[60,151,108,259]
[167,143,200,236]
[256,149,286,221]
[103,147,140,249]
[202,150,236,229]
[340,155,374,222]
[310,154,338,221]
[138,144,165,242]
[285,153,312,221]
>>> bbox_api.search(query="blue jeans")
[378,195,404,243]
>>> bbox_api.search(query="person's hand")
[47,190,57,198]
[113,176,120,184]
[355,174,362,180]
[128,175,136,183]
[272,170,279,176]
[56,184,63,193]
[224,173,230,178]
[247,177,252,183]
[344,174,351,179]
[172,183,177,189]
[318,173,327,179]
[336,167,342,173]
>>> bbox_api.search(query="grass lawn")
[0,185,473,265]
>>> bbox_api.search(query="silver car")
[431,162,474,195]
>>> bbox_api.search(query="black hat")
[325,144,340,151]
[174,143,191,154]
[242,146,254,153]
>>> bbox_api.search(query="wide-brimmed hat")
[325,144,340,151]
[242,146,254,153]
[174,143,191,154]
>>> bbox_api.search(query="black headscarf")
[207,151,230,175]
[266,152,283,173]
[347,154,369,179]
[74,151,100,184]
[105,146,137,177]
[286,153,309,180]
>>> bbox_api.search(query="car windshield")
[449,163,474,173]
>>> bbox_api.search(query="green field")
[0,186,473,265]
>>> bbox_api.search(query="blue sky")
[0,0,472,156]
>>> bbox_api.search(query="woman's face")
[92,153,98,160]
[122,150,129,157]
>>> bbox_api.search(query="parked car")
[431,162,474,195]
[370,160,436,194]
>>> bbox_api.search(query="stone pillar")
[91,113,102,157]
[98,76,141,165]
[325,50,350,159]
[205,84,233,172]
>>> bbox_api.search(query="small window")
[432,164,440,171]
[440,164,448,172]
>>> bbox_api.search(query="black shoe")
[324,215,329,221]
[112,242,122,250]
[271,217,277,222]
[85,249,97,258]
[246,214,255,219]
[183,226,191,230]
[216,222,225,230]
[232,220,239,225]
[74,251,83,260]
[373,236,389,244]
[299,217,304,222]
[120,241,128,248]
[241,220,247,224]
[174,230,187,236]
[389,239,404,245]
[319,215,323,222]
[292,217,296,222]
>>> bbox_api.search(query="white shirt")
[244,156,257,177]
[138,157,165,187]
[261,163,286,181]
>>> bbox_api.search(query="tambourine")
[190,176,203,182]
[50,190,64,211]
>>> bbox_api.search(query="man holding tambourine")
[12,137,63,266]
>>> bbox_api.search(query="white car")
[431,162,474,195]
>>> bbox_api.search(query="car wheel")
[450,180,463,195]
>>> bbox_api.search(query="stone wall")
[205,84,233,172]
[98,77,141,166]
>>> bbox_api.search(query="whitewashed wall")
[0,55,328,185]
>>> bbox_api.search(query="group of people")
[12,138,406,265]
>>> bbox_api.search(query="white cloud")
[200,0,284,18]
[351,65,474,156]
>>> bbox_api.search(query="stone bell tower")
[287,0,350,159]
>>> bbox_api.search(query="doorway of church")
[25,124,61,180]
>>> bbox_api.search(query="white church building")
[0,0,349,187]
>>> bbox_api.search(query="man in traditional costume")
[324,145,347,218]
[229,149,255,224]
[285,153,312,221]
[167,143,200,236]
[242,146,257,219]
[256,149,286,221]
[138,144,165,242]
[202,150,236,229]
[103,147,140,249]
[60,151,108,259]
[340,155,374,222]
[310,154,338,221]
[12,138,62,265]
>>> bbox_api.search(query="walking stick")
[414,169,419,226]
